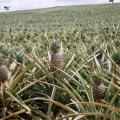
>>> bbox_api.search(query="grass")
[0,3,120,120]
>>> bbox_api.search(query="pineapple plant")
[50,40,63,71]
[0,4,120,119]
[111,51,120,85]
[0,65,8,115]
[92,73,106,102]
[0,46,9,106]
[47,40,63,119]
[10,52,24,77]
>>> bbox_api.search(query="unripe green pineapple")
[0,65,8,83]
[15,52,24,64]
[92,73,106,102]
[50,40,63,71]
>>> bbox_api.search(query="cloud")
[0,0,120,12]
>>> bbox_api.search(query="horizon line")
[0,2,119,13]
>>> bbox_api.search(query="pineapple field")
[0,3,120,120]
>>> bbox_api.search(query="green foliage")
[15,52,24,64]
[0,3,120,120]
[112,51,120,66]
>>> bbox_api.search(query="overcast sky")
[0,0,120,12]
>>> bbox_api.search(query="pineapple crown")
[51,40,61,53]
[93,71,102,85]
[112,51,120,66]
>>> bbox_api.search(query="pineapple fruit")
[0,65,8,83]
[93,82,105,102]
[92,73,106,102]
[0,65,8,91]
[0,46,9,66]
[50,40,63,71]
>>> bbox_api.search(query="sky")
[0,0,120,12]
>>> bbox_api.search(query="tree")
[109,0,114,3]
[4,6,10,11]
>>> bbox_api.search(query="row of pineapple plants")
[0,4,120,119]
[0,30,120,119]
